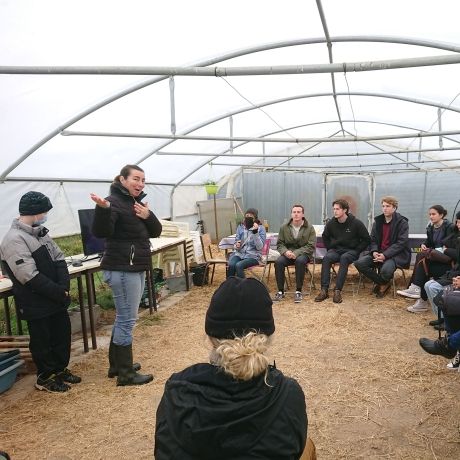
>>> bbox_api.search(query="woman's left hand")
[134,202,150,219]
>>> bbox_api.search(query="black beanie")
[456,211,460,221]
[205,277,275,339]
[19,191,53,216]
[245,208,258,219]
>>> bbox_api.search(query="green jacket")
[277,219,316,258]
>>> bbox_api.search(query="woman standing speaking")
[91,164,162,386]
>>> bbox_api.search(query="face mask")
[33,215,47,227]
[244,217,254,229]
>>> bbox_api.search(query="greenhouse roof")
[2,0,460,187]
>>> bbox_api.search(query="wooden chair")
[200,233,227,285]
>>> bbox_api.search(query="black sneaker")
[273,291,285,301]
[419,336,457,359]
[447,351,460,370]
[35,374,71,393]
[58,368,82,384]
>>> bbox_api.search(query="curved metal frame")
[2,35,460,182]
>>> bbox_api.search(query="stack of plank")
[0,336,35,374]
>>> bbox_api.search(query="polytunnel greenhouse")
[2,0,460,240]
[2,2,460,459]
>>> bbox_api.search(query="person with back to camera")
[273,204,316,303]
[90,164,162,386]
[398,205,455,313]
[315,199,370,304]
[354,196,411,298]
[154,277,312,460]
[0,191,81,392]
[227,207,267,278]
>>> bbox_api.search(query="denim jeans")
[424,279,444,319]
[445,317,460,350]
[227,255,259,278]
[320,249,360,291]
[354,255,396,285]
[103,270,145,346]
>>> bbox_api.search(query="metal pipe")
[3,54,460,76]
[62,127,460,144]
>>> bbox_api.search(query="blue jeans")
[103,270,145,346]
[424,279,444,319]
[227,255,259,278]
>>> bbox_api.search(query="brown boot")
[376,282,392,298]
[315,289,329,302]
[333,289,343,303]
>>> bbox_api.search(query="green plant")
[204,179,217,185]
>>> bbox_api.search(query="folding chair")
[357,265,409,298]
[200,233,227,285]
[284,259,315,295]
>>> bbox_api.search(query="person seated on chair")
[273,204,316,303]
[315,199,370,304]
[354,196,410,298]
[398,206,456,313]
[154,277,308,460]
[422,224,460,331]
[419,275,460,371]
[227,208,266,278]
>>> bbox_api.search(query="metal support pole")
[169,76,176,135]
[213,194,219,243]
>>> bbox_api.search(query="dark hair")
[429,205,447,218]
[291,204,304,213]
[332,199,349,213]
[114,164,144,183]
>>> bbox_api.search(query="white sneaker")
[406,298,429,313]
[397,284,421,299]
[447,351,460,371]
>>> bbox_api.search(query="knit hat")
[205,277,275,339]
[245,208,258,219]
[456,211,460,221]
[19,191,53,216]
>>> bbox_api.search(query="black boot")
[108,336,141,378]
[419,336,457,359]
[114,344,153,386]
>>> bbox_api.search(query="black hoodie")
[154,363,307,459]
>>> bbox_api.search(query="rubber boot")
[115,344,153,386]
[107,336,141,378]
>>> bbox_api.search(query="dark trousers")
[27,310,71,378]
[320,249,360,291]
[412,260,452,300]
[354,254,396,285]
[275,254,310,292]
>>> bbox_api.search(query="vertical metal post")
[169,76,176,135]
[438,108,443,149]
[229,116,233,154]
[213,194,219,243]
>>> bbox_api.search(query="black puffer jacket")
[155,363,307,460]
[0,219,70,320]
[92,182,162,271]
[424,219,453,248]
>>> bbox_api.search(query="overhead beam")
[3,54,460,76]
[62,128,460,144]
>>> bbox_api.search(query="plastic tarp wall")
[242,171,459,234]
[0,181,173,240]
[242,171,324,232]
[374,171,460,232]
